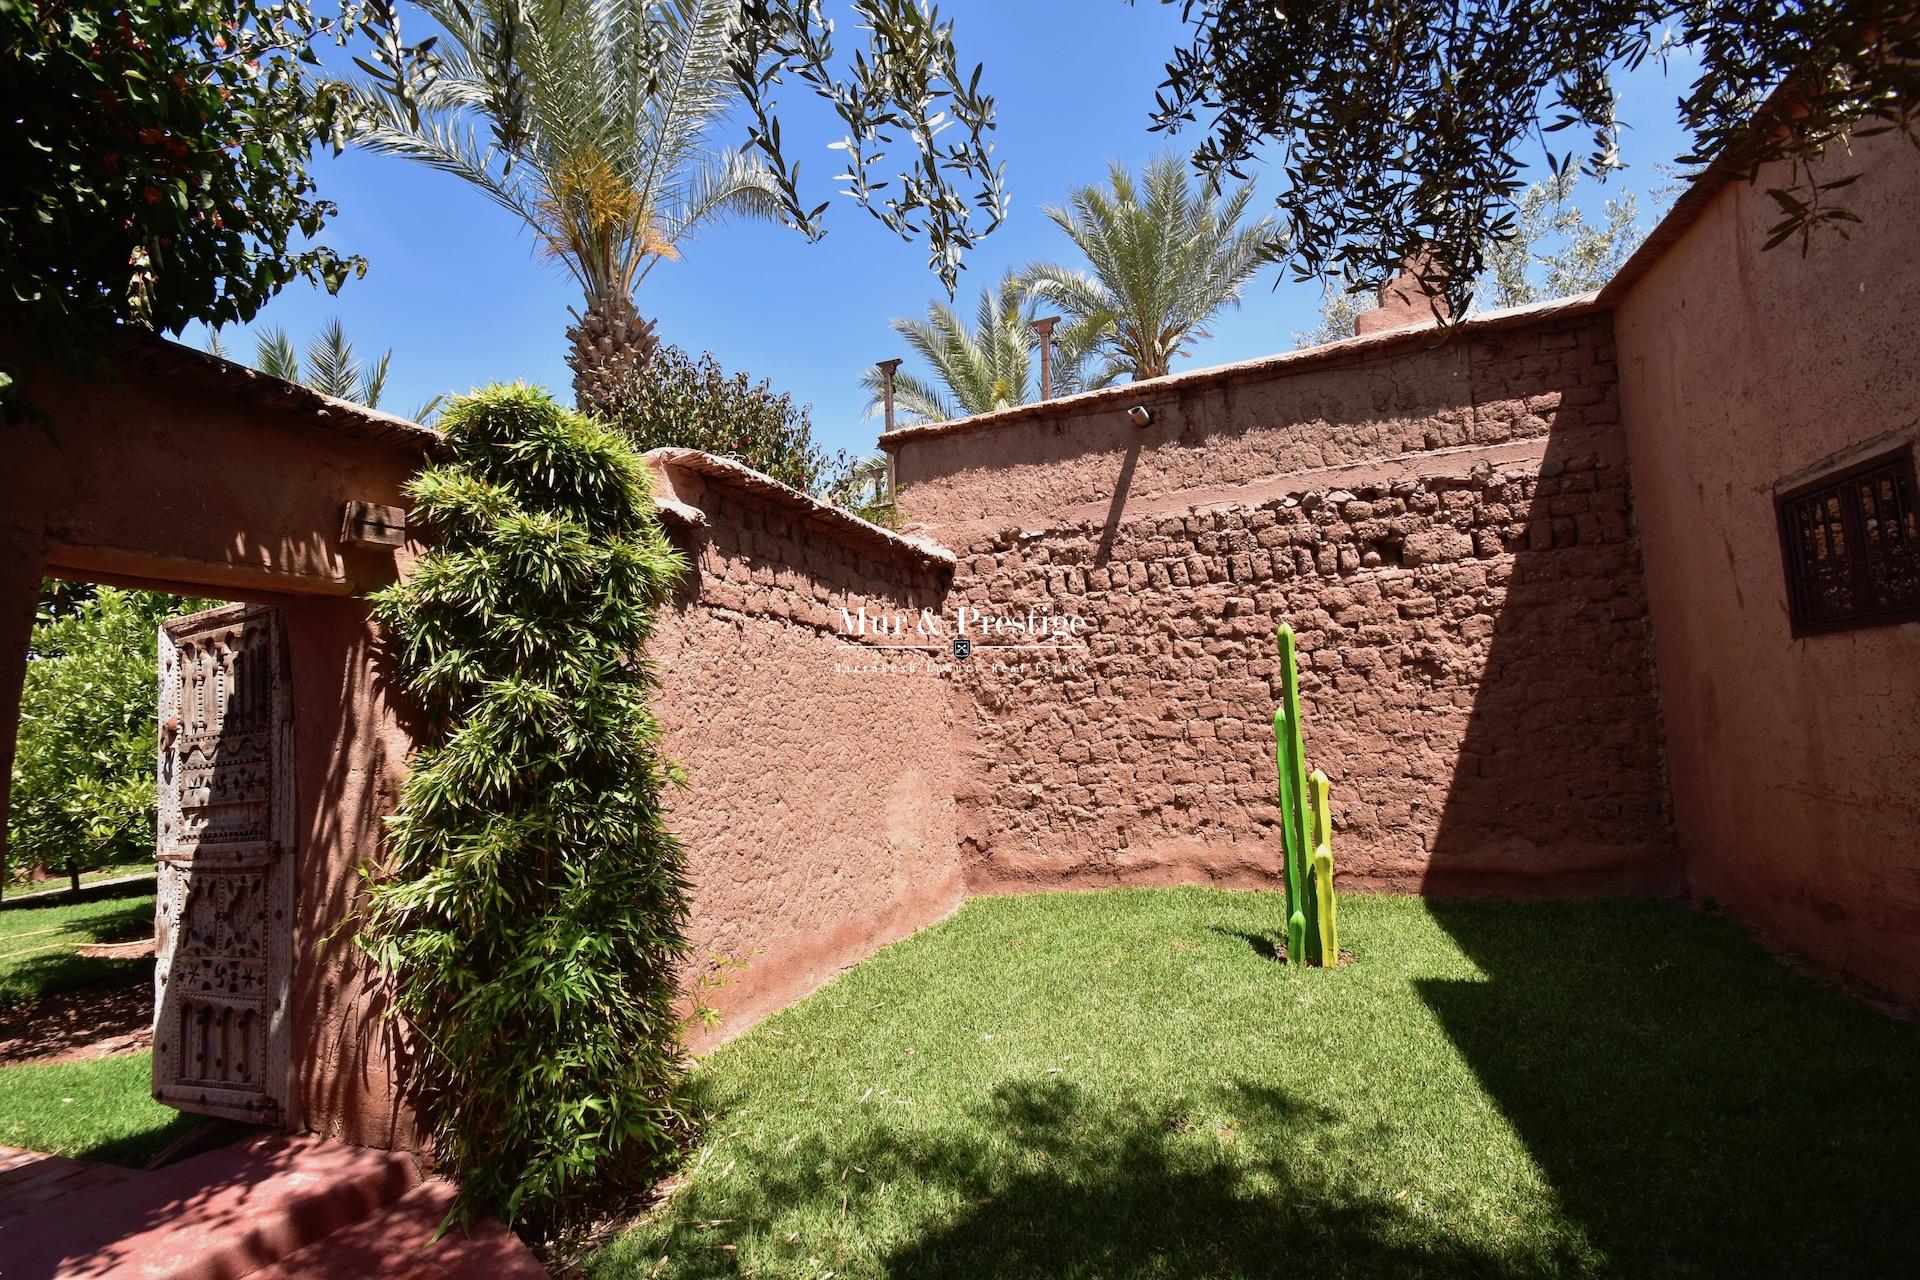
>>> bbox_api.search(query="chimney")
[1031,316,1059,400]
[876,358,903,433]
[1354,253,1451,336]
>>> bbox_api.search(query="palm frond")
[359,349,393,411]
[342,0,761,319]
[874,270,1057,420]
[411,394,446,425]
[256,327,299,384]
[305,318,359,401]
[1034,153,1278,379]
[861,365,957,425]
[653,151,784,256]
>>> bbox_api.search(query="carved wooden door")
[153,604,293,1123]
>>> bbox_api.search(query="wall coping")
[642,447,957,574]
[121,330,443,452]
[873,291,1604,452]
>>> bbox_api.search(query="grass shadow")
[1,895,153,1007]
[1419,899,1920,1278]
[634,1075,1579,1279]
[1206,926,1283,962]
[600,892,1920,1279]
[0,952,147,1008]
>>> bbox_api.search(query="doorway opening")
[0,576,277,1168]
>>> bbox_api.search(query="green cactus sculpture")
[1272,705,1308,966]
[1311,769,1340,965]
[1274,624,1339,967]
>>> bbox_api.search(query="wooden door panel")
[153,605,293,1124]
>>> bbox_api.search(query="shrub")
[7,586,204,888]
[361,383,690,1229]
[606,345,839,495]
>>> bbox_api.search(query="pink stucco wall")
[1612,128,1920,1001]
[2,341,429,1146]
[641,455,964,1049]
[888,309,1677,897]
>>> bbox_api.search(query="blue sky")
[188,4,1704,459]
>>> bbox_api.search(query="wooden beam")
[45,544,356,600]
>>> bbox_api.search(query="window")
[1775,445,1920,636]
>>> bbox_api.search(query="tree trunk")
[566,293,659,422]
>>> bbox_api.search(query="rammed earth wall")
[640,452,964,1046]
[1610,128,1920,999]
[889,304,1680,897]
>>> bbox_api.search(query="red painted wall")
[1612,128,1920,1001]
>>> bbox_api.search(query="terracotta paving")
[0,1135,547,1279]
[0,1145,138,1230]
[249,1180,549,1280]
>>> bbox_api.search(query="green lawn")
[0,1052,198,1165]
[0,893,155,1007]
[4,855,155,902]
[592,889,1920,1280]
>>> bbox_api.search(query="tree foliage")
[347,0,782,306]
[1294,172,1648,346]
[1153,0,1920,313]
[351,0,1006,299]
[1025,154,1277,381]
[1480,173,1644,310]
[862,272,1111,425]
[1292,284,1369,350]
[0,0,380,415]
[731,0,1007,293]
[8,586,207,887]
[823,453,896,527]
[609,345,844,495]
[2,1,1003,418]
[343,0,788,417]
[361,383,690,1228]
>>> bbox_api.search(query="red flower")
[142,186,163,205]
[136,127,165,146]
[101,153,120,174]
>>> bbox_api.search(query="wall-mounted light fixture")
[1126,404,1155,428]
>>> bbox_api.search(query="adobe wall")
[1,339,432,1147]
[641,453,964,1048]
[1611,128,1920,1000]
[889,308,1678,896]
[888,297,1611,542]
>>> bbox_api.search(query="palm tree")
[208,320,441,421]
[251,320,391,409]
[862,273,1110,426]
[343,0,784,417]
[1025,154,1278,381]
[827,453,895,524]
